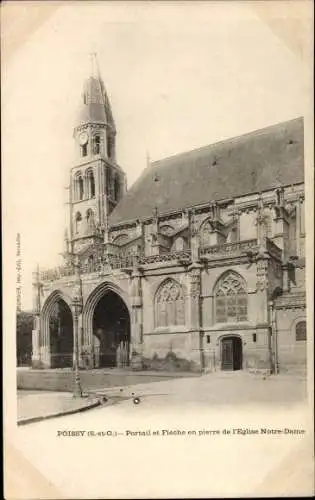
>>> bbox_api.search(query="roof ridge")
[151,116,303,166]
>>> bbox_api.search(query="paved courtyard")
[17,371,307,423]
[17,390,99,423]
[13,371,312,499]
[87,370,307,408]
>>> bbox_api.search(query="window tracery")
[155,279,185,327]
[214,272,247,323]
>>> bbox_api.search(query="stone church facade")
[31,67,306,374]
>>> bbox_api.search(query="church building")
[31,63,306,375]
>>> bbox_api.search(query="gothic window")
[78,176,84,200]
[87,170,95,198]
[75,212,82,233]
[214,272,247,323]
[155,279,185,328]
[295,321,306,341]
[83,93,87,105]
[93,135,100,155]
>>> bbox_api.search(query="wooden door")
[221,338,234,370]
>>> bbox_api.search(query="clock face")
[79,132,88,145]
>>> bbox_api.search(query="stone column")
[31,267,42,368]
[72,257,83,368]
[268,300,278,374]
[31,317,41,368]
[130,267,144,370]
[40,324,51,369]
[255,255,273,373]
[187,263,203,372]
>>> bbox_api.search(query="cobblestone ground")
[17,391,98,421]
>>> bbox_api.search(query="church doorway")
[221,336,243,371]
[92,291,130,368]
[49,299,73,368]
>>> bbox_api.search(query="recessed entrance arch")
[221,336,243,371]
[49,299,73,368]
[92,291,130,368]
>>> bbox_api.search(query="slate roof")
[109,117,304,225]
[77,76,116,131]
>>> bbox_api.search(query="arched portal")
[49,299,73,368]
[221,336,243,371]
[92,291,130,368]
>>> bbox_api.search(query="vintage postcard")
[2,1,314,498]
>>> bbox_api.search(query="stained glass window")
[214,272,247,323]
[156,279,185,327]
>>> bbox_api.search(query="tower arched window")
[107,134,113,159]
[78,176,84,200]
[88,171,95,198]
[114,174,120,201]
[295,320,306,341]
[75,212,82,233]
[93,135,101,155]
[214,271,247,323]
[81,144,88,157]
[106,167,112,197]
[155,279,185,328]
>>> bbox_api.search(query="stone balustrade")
[39,265,74,281]
[200,239,258,258]
[137,250,191,265]
[38,239,282,284]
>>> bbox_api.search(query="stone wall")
[275,308,307,371]
[17,369,188,392]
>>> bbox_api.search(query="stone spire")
[77,53,116,133]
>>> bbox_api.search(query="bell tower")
[68,54,126,254]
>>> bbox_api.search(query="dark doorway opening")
[93,291,130,368]
[221,336,243,371]
[49,299,73,368]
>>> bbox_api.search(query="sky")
[3,2,307,310]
